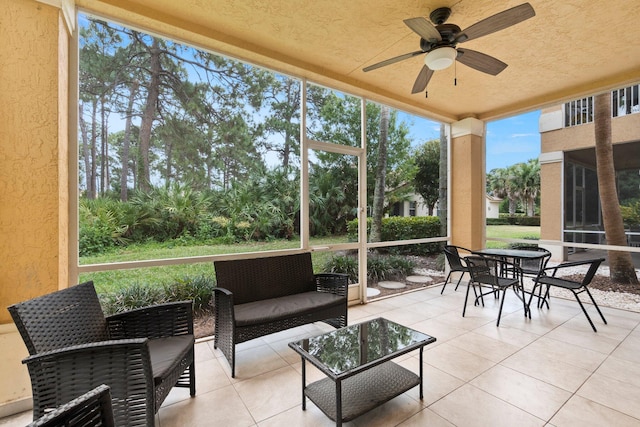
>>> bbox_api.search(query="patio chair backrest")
[443,245,470,272]
[465,256,501,286]
[516,246,551,275]
[582,258,604,286]
[8,281,108,355]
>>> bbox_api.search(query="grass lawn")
[485,225,541,248]
[81,237,343,293]
[82,226,540,293]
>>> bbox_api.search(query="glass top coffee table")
[288,317,436,426]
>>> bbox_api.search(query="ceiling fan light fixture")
[424,47,456,70]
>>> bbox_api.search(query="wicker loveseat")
[213,252,348,377]
[8,281,196,426]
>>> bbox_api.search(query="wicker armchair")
[8,281,196,426]
[27,384,114,427]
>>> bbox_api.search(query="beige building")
[539,85,640,260]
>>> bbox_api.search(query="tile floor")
[3,283,640,426]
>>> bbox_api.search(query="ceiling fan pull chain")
[454,60,457,86]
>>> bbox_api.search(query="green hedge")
[347,216,442,255]
[489,215,540,226]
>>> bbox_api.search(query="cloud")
[510,133,536,138]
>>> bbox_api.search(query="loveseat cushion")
[148,334,195,385]
[234,292,344,327]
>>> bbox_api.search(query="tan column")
[450,118,486,250]
[0,0,70,414]
[539,151,566,261]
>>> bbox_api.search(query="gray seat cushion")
[234,291,343,327]
[148,334,194,385]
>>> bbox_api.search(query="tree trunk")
[138,38,161,191]
[370,105,389,243]
[79,103,92,198]
[438,123,447,236]
[90,99,98,200]
[120,80,138,201]
[594,92,639,285]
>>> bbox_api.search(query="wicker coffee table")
[288,317,436,426]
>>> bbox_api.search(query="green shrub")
[486,218,510,225]
[164,275,215,315]
[99,282,165,315]
[99,275,215,316]
[347,216,441,255]
[323,254,358,284]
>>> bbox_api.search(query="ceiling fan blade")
[456,48,507,75]
[404,17,442,42]
[363,50,424,72]
[411,65,434,94]
[459,3,535,42]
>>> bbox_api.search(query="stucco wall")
[0,0,69,414]
[450,119,485,250]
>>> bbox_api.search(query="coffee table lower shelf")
[304,361,420,423]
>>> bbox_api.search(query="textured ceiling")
[81,0,640,123]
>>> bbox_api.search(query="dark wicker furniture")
[8,281,195,426]
[213,252,348,377]
[288,318,436,426]
[27,384,114,427]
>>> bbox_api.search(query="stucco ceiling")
[82,0,640,123]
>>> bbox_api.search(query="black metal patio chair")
[463,255,528,326]
[8,281,196,426]
[27,384,114,427]
[442,245,472,294]
[527,258,607,332]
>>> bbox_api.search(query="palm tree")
[487,166,518,215]
[517,159,540,216]
[594,92,639,285]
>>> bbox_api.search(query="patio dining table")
[472,248,549,312]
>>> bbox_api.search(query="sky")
[485,110,541,172]
[400,109,541,173]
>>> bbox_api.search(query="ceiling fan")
[363,3,535,94]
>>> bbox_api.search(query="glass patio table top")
[288,317,436,379]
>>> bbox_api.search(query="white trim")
[37,0,75,33]
[451,117,484,138]
[539,151,563,164]
[539,109,563,132]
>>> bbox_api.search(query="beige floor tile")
[577,372,640,419]
[396,408,456,427]
[257,404,351,427]
[595,355,640,387]
[471,364,572,420]
[0,411,32,427]
[378,305,435,326]
[402,360,465,405]
[423,342,496,382]
[544,323,624,354]
[501,347,592,392]
[234,365,301,422]
[610,333,640,362]
[472,321,542,347]
[232,343,289,380]
[410,318,470,344]
[447,331,521,362]
[523,336,608,371]
[550,395,640,427]
[159,385,255,427]
[429,384,544,427]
